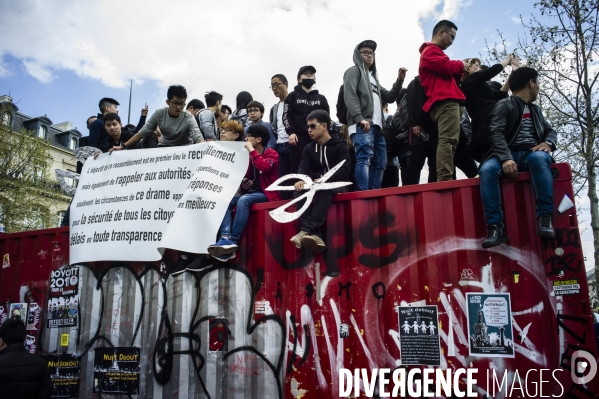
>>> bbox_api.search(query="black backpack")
[336,67,361,125]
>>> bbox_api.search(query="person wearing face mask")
[282,65,330,173]
[343,40,407,191]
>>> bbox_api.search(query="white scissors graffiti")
[265,160,352,223]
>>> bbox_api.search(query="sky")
[0,0,596,271]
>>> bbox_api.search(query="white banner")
[69,142,248,264]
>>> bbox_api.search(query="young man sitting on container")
[207,124,281,261]
[480,67,558,249]
[290,110,351,253]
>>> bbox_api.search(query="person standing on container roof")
[480,67,558,248]
[343,39,407,190]
[207,124,281,262]
[88,97,120,152]
[186,99,205,117]
[244,100,276,148]
[269,74,292,179]
[108,84,204,151]
[229,91,254,130]
[283,65,330,174]
[0,319,51,398]
[418,20,469,182]
[197,91,222,141]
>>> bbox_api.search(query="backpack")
[336,67,361,125]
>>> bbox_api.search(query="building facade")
[0,94,81,229]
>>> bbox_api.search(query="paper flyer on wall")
[93,347,140,395]
[466,293,515,358]
[9,302,28,321]
[69,142,248,263]
[397,305,441,366]
[47,267,79,328]
[41,353,81,398]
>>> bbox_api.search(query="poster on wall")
[0,305,7,325]
[47,267,79,328]
[466,293,515,358]
[69,142,249,264]
[397,305,441,366]
[9,303,28,321]
[26,302,41,330]
[93,347,140,395]
[41,353,81,398]
[24,334,37,353]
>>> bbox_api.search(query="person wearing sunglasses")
[343,40,407,191]
[418,20,470,182]
[109,85,204,152]
[290,110,350,256]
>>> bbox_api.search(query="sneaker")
[213,252,236,263]
[482,224,509,249]
[172,256,212,277]
[537,214,555,238]
[208,237,238,257]
[301,234,327,253]
[171,256,190,276]
[290,231,308,249]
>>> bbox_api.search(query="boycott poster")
[69,142,248,263]
[466,293,515,358]
[93,347,140,395]
[41,353,81,398]
[397,305,441,366]
[47,267,79,328]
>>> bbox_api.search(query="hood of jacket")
[353,43,377,75]
[292,85,323,98]
[419,42,436,54]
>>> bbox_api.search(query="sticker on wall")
[24,334,36,353]
[93,347,140,395]
[60,334,69,347]
[466,293,515,358]
[42,352,81,398]
[0,305,6,325]
[9,302,28,321]
[26,302,41,330]
[2,253,9,269]
[553,279,580,296]
[397,305,441,366]
[209,318,229,352]
[47,267,79,328]
[339,323,350,338]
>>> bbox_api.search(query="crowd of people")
[69,19,558,271]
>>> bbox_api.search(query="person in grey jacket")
[480,67,558,248]
[197,91,222,141]
[343,40,407,190]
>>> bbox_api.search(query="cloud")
[0,57,10,78]
[22,60,54,83]
[0,0,467,111]
[511,15,521,24]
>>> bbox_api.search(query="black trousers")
[293,190,336,236]
[290,134,311,174]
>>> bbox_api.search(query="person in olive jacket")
[0,318,51,399]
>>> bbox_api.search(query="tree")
[0,105,58,232]
[486,0,599,303]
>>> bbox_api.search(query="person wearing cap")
[418,20,469,181]
[343,40,407,191]
[282,65,330,174]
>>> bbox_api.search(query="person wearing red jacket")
[208,124,281,262]
[418,20,469,181]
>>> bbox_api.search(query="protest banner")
[69,142,248,263]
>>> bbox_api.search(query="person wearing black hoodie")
[283,65,330,174]
[290,110,350,255]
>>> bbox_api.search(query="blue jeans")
[219,192,268,243]
[479,150,554,228]
[276,143,292,178]
[350,125,387,190]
